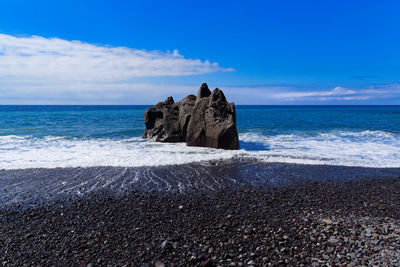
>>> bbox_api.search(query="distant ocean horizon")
[1,105,400,169]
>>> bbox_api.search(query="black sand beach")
[2,161,400,209]
[1,163,400,266]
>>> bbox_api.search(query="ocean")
[1,105,400,207]
[1,105,400,168]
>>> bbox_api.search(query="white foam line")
[1,130,400,169]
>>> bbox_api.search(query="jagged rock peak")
[197,83,211,99]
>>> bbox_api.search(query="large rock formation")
[142,96,181,142]
[143,83,239,150]
[186,86,239,150]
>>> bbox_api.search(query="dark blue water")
[1,105,400,169]
[1,105,400,138]
[237,105,400,136]
[0,105,147,138]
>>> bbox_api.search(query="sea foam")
[0,130,399,169]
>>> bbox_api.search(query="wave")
[0,130,399,169]
[240,130,400,167]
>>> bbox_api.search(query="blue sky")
[0,0,399,104]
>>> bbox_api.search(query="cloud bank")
[0,33,235,104]
[270,84,400,102]
[1,34,398,104]
[0,34,232,82]
[224,83,400,104]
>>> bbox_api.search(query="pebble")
[1,178,400,266]
[328,238,339,244]
[322,219,334,225]
[161,240,168,249]
[155,261,165,267]
[365,228,372,237]
[244,228,253,235]
[373,245,382,252]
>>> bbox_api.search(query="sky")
[0,0,399,105]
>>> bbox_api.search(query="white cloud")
[266,84,400,102]
[2,81,399,104]
[217,83,400,104]
[0,81,198,104]
[0,33,232,83]
[1,33,399,105]
[0,33,234,104]
[273,86,357,99]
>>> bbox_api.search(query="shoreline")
[1,177,400,266]
[1,160,400,209]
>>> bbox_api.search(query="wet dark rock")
[186,86,239,150]
[143,83,239,149]
[143,96,181,142]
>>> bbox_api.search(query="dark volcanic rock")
[143,83,239,149]
[196,82,212,102]
[185,97,208,148]
[143,96,181,142]
[187,86,239,150]
[178,94,196,142]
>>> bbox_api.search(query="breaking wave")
[1,130,399,169]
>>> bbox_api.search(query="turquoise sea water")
[1,105,400,169]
